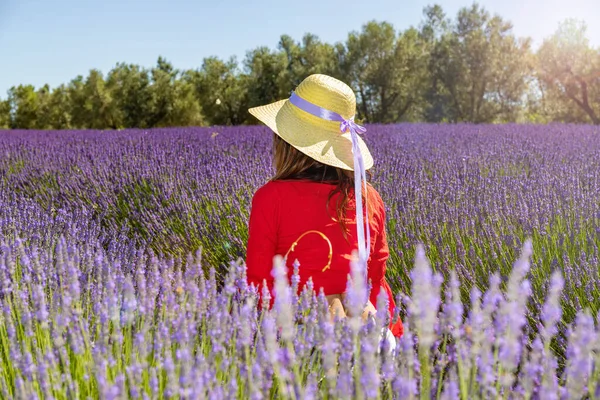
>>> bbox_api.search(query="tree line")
[1,4,599,129]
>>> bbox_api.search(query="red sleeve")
[367,187,403,338]
[246,183,278,297]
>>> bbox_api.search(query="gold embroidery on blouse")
[284,230,333,272]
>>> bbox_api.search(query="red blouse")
[245,179,403,338]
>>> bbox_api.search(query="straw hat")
[248,74,373,171]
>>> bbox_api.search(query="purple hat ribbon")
[288,92,371,275]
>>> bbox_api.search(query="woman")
[245,74,403,340]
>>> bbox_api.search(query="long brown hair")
[271,132,372,240]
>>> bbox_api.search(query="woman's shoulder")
[254,179,383,204]
[252,179,302,202]
[252,180,280,202]
[258,179,335,192]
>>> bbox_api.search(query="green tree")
[46,85,72,129]
[427,4,532,122]
[168,78,204,127]
[67,76,87,128]
[190,57,248,125]
[342,21,428,122]
[420,5,453,122]
[147,57,178,127]
[7,85,39,129]
[83,69,120,129]
[4,6,591,128]
[36,84,72,129]
[536,20,600,124]
[244,46,287,108]
[278,33,341,95]
[106,63,152,128]
[68,71,120,129]
[35,84,53,129]
[146,57,203,127]
[420,4,449,44]
[296,34,340,78]
[0,99,10,129]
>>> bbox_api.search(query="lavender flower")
[272,255,294,342]
[541,271,564,343]
[563,311,596,399]
[0,125,599,399]
[409,244,442,349]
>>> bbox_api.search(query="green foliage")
[536,20,600,125]
[7,85,39,129]
[278,33,343,93]
[42,85,72,129]
[106,63,153,128]
[425,4,532,123]
[1,4,598,128]
[189,57,249,125]
[244,46,287,108]
[147,58,203,127]
[0,99,10,129]
[342,22,429,122]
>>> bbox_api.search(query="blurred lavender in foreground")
[0,236,596,399]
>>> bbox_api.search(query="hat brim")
[249,99,374,171]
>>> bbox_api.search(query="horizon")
[0,0,598,96]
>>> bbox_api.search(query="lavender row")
[1,124,599,322]
[0,234,594,399]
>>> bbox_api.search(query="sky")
[0,0,598,96]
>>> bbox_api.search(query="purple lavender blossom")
[409,244,442,349]
[541,271,564,342]
[0,125,599,399]
[563,311,596,399]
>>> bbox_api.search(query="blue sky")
[0,0,598,96]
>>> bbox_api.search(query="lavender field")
[1,124,600,399]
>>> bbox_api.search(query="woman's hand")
[360,301,377,322]
[330,293,377,323]
[326,294,346,321]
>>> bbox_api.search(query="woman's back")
[246,179,397,329]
